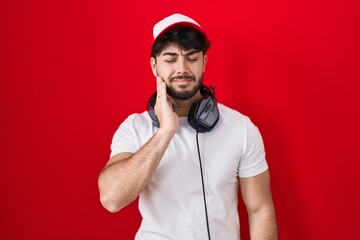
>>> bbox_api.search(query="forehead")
[159,43,199,56]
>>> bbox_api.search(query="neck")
[171,91,202,117]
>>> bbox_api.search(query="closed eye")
[165,59,176,63]
[187,58,198,62]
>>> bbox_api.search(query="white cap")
[153,13,205,43]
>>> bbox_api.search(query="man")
[98,13,278,240]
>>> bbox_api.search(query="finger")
[155,76,162,103]
[160,80,167,101]
[156,76,160,93]
[156,76,167,102]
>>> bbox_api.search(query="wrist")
[156,126,177,138]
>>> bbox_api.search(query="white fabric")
[153,13,201,40]
[110,104,268,240]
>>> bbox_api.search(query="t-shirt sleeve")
[110,116,139,158]
[238,117,269,178]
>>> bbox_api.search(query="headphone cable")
[196,131,211,240]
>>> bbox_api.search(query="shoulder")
[110,111,154,157]
[216,103,263,144]
[114,111,155,138]
[217,103,255,128]
[121,111,153,129]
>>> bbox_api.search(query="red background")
[1,0,359,239]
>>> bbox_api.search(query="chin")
[167,85,200,100]
[167,76,203,100]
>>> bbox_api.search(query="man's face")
[150,43,208,100]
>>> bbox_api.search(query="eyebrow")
[162,50,200,57]
[162,52,177,56]
[185,50,200,56]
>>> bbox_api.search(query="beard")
[166,75,203,100]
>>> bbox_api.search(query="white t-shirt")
[110,103,268,240]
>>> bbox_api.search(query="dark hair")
[151,26,210,58]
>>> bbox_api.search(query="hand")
[154,76,179,133]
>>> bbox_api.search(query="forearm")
[98,128,175,212]
[248,206,278,240]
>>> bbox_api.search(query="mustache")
[169,75,196,82]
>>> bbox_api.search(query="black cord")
[196,132,211,240]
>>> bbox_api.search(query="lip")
[170,75,196,83]
[171,79,193,86]
[172,79,192,82]
[170,77,195,83]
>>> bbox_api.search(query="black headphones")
[147,85,220,133]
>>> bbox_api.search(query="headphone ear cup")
[188,96,219,133]
[147,92,160,127]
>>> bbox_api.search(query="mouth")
[169,75,196,83]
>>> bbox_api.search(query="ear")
[150,57,157,77]
[203,54,208,73]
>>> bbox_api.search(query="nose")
[176,58,189,75]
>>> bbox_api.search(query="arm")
[240,170,278,240]
[98,77,179,213]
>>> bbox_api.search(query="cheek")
[156,65,172,80]
[192,64,205,77]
